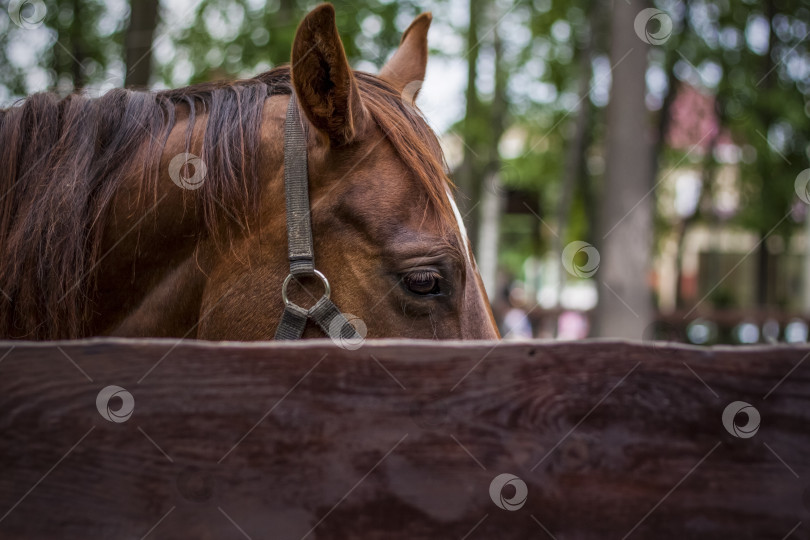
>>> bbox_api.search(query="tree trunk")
[803,211,810,315]
[69,0,85,87]
[675,132,719,309]
[52,0,87,91]
[124,0,160,88]
[476,7,508,298]
[593,0,654,338]
[754,0,777,309]
[756,232,770,306]
[455,0,483,249]
[554,20,593,308]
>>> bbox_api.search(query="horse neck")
[91,96,287,338]
[89,164,208,337]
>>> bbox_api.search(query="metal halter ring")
[281,269,331,307]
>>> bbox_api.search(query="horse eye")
[403,270,441,296]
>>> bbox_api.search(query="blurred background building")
[1,0,808,344]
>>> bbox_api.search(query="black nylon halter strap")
[273,94,361,342]
[282,92,315,275]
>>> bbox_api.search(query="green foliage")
[656,0,810,237]
[0,0,125,99]
[161,0,419,85]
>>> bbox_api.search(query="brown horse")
[0,4,498,342]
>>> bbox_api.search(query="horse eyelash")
[408,270,441,282]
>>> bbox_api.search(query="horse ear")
[379,13,432,96]
[291,4,366,145]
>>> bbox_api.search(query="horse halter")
[273,94,361,342]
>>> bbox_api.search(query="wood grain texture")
[0,339,808,539]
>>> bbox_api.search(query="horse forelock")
[353,73,468,264]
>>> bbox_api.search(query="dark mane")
[0,66,452,339]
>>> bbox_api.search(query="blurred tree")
[477,3,510,297]
[452,0,511,295]
[655,0,810,311]
[729,0,810,309]
[161,0,413,85]
[0,0,123,97]
[124,0,159,87]
[490,0,609,315]
[593,0,655,338]
[552,3,598,310]
[454,0,484,245]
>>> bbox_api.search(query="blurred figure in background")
[502,286,533,340]
[557,310,589,340]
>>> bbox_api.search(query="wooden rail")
[0,339,807,539]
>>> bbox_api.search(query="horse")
[0,4,499,342]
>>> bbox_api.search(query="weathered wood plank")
[0,339,808,539]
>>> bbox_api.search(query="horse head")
[0,4,499,341]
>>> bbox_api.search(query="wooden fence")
[0,339,808,539]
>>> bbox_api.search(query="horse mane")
[0,66,453,339]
